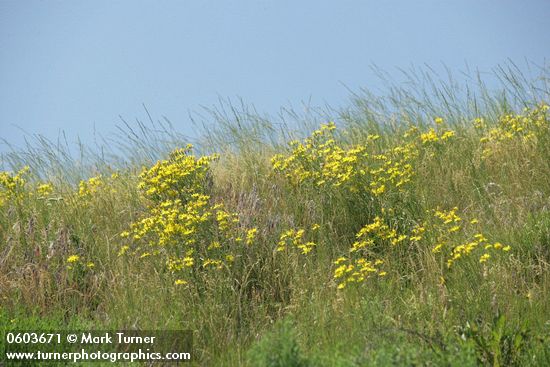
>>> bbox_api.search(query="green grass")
[1,63,550,366]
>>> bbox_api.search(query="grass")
[1,62,550,366]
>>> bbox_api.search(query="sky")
[1,0,549,153]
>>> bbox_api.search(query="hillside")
[1,70,550,366]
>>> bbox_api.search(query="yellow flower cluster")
[271,122,365,188]
[333,216,395,289]
[419,127,455,144]
[66,254,95,271]
[334,205,511,289]
[0,166,29,206]
[277,227,317,255]
[121,146,256,285]
[37,182,54,197]
[67,255,80,263]
[272,121,456,197]
[352,216,408,251]
[121,194,249,280]
[333,257,386,289]
[434,207,462,225]
[428,207,510,268]
[246,228,258,246]
[478,104,549,157]
[368,141,418,194]
[78,175,104,197]
[137,144,218,204]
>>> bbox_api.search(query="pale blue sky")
[1,0,549,151]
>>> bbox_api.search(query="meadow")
[1,65,550,366]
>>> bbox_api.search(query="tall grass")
[1,62,550,366]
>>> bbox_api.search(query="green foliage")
[456,311,531,367]
[247,319,310,367]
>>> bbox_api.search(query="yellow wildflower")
[67,255,80,263]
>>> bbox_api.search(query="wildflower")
[246,228,258,245]
[420,129,439,144]
[333,257,386,289]
[298,241,316,254]
[334,257,347,265]
[371,184,386,196]
[432,244,444,253]
[473,118,485,129]
[0,166,29,204]
[117,245,129,257]
[208,241,221,250]
[37,183,54,196]
[138,145,218,204]
[78,175,103,197]
[271,121,419,196]
[441,130,455,140]
[474,233,487,242]
[119,146,256,284]
[479,105,549,146]
[277,228,316,255]
[67,255,80,263]
[479,253,490,263]
[203,259,222,269]
[448,225,461,233]
[183,256,194,267]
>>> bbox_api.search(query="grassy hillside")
[1,66,550,366]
